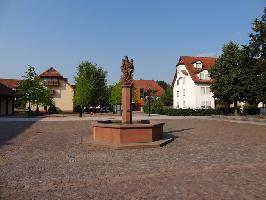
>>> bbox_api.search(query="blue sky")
[0,0,265,84]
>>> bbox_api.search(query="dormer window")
[195,61,202,69]
[199,70,210,80]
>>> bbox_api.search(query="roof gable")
[133,80,165,96]
[0,83,16,97]
[172,56,216,86]
[39,67,64,78]
[0,79,21,89]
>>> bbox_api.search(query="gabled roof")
[0,83,16,97]
[39,67,64,78]
[172,56,216,86]
[133,80,165,96]
[0,79,21,89]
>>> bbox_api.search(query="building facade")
[172,56,216,109]
[133,80,165,111]
[39,67,74,112]
[0,83,16,115]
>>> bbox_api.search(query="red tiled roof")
[0,79,21,89]
[0,83,16,97]
[39,67,64,78]
[172,56,216,86]
[133,80,165,96]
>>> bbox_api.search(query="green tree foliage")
[109,82,122,113]
[160,87,173,106]
[17,65,52,112]
[156,80,168,90]
[74,61,107,116]
[156,80,173,106]
[109,81,136,113]
[209,42,246,115]
[245,7,266,105]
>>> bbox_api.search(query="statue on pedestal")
[121,56,134,87]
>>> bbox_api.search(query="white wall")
[173,64,215,109]
[195,84,215,109]
[173,65,196,108]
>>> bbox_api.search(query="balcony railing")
[43,80,60,86]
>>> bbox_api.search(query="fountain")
[92,56,173,149]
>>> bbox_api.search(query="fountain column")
[122,86,132,124]
[121,56,134,124]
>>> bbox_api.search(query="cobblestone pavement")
[0,119,266,199]
[1,112,266,126]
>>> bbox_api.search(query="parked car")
[99,107,110,113]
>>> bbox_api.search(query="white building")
[172,56,216,109]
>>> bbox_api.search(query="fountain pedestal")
[122,86,132,124]
[91,56,173,149]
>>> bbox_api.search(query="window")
[206,101,211,108]
[183,101,186,108]
[183,89,185,96]
[201,101,205,108]
[176,80,179,86]
[195,62,202,69]
[200,72,204,79]
[206,87,211,95]
[199,70,210,80]
[205,73,210,80]
[183,77,185,84]
[200,87,205,95]
[176,101,179,108]
[140,88,144,98]
[177,91,179,97]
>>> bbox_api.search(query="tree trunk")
[36,104,39,113]
[79,107,83,117]
[233,100,238,116]
[28,101,32,116]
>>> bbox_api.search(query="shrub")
[143,99,164,114]
[48,105,58,114]
[216,106,241,115]
[243,105,260,115]
[144,107,221,116]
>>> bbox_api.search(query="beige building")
[39,67,74,112]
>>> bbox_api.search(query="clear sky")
[0,0,265,85]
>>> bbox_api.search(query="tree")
[156,80,168,90]
[74,61,107,117]
[209,42,246,115]
[158,81,172,107]
[156,81,173,106]
[245,7,266,106]
[160,87,173,106]
[109,81,136,113]
[17,65,52,113]
[109,81,122,113]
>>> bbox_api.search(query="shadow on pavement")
[0,120,38,147]
[163,128,194,139]
[164,128,194,134]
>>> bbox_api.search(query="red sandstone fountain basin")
[93,120,164,145]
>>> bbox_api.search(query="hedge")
[143,106,221,116]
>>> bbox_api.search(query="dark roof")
[39,67,64,78]
[172,56,216,86]
[0,79,21,89]
[133,80,165,96]
[0,83,16,97]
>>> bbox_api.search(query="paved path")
[1,119,266,199]
[1,113,266,126]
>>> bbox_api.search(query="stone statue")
[121,56,134,87]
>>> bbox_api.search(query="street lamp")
[145,88,153,117]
